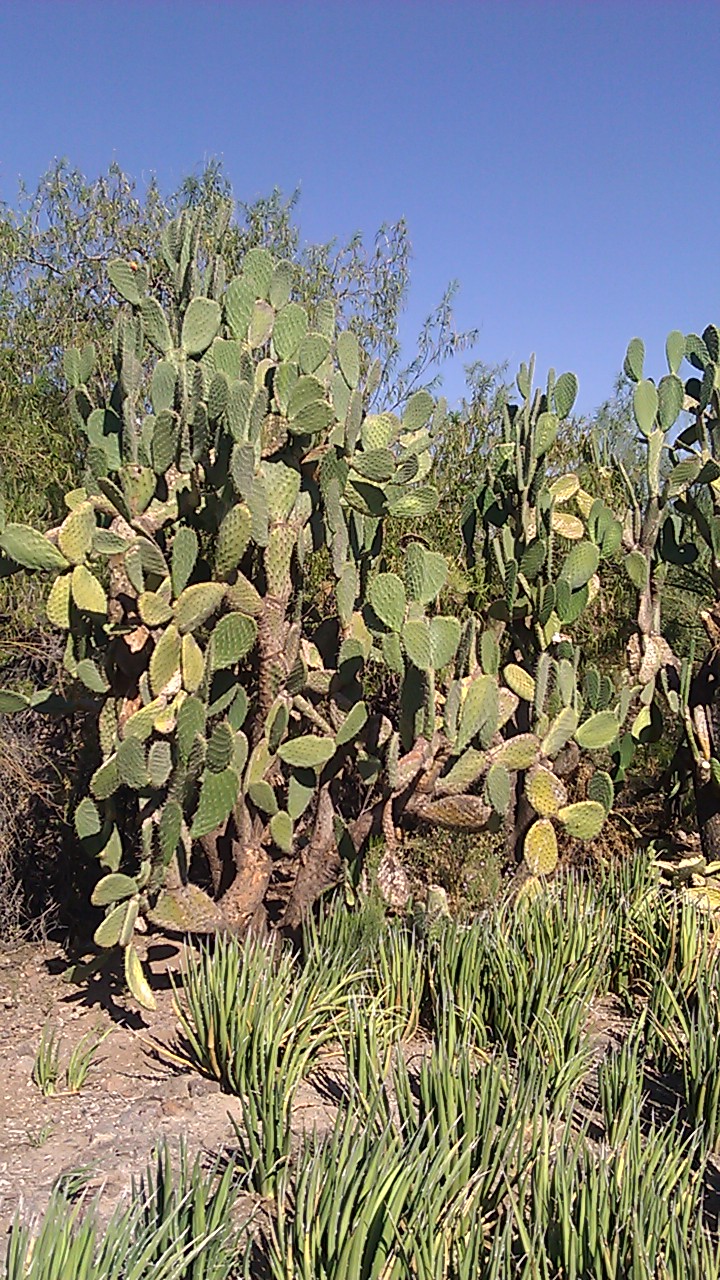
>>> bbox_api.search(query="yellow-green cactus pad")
[525,766,567,817]
[524,818,558,875]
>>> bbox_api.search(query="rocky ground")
[0,937,335,1239]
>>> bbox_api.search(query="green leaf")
[0,689,29,714]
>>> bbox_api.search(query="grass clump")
[11,858,720,1278]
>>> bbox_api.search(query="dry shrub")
[0,630,92,946]
[401,825,505,918]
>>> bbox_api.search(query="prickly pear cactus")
[618,327,720,863]
[445,355,631,880]
[0,206,447,1004]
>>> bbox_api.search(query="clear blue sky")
[1,0,719,415]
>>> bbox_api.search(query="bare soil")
[0,938,335,1238]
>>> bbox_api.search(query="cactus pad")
[58,502,96,564]
[561,541,600,590]
[457,673,499,751]
[139,591,174,627]
[485,763,512,815]
[575,711,621,751]
[150,624,182,696]
[46,572,72,628]
[437,747,487,795]
[494,733,540,771]
[181,633,205,692]
[541,706,579,758]
[270,810,293,853]
[587,770,614,812]
[207,721,235,773]
[182,297,221,355]
[174,582,226,634]
[557,800,606,841]
[71,564,107,615]
[209,613,257,670]
[503,664,535,702]
[551,511,584,540]
[420,795,492,831]
[369,573,406,632]
[272,302,308,361]
[215,504,253,579]
[167,528,197,598]
[524,819,558,876]
[404,543,448,604]
[278,735,335,769]
[191,767,240,838]
[125,943,156,1011]
[525,766,567,817]
[0,523,68,572]
[337,330,360,388]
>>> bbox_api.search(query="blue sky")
[1,1,719,414]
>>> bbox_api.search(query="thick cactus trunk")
[690,641,720,863]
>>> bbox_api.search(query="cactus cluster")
[454,357,629,886]
[0,210,656,1002]
[611,327,720,863]
[0,208,449,1003]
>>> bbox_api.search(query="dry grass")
[401,825,505,917]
